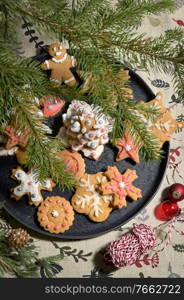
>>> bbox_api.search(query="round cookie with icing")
[37,196,75,234]
[11,167,55,206]
[71,173,113,222]
[57,150,85,180]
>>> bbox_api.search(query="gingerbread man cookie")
[11,167,55,206]
[37,196,74,234]
[71,173,113,222]
[41,42,77,87]
[99,166,142,208]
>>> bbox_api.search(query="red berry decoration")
[154,200,180,221]
[168,183,184,202]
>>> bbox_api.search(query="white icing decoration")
[0,146,18,156]
[51,210,59,217]
[12,169,52,203]
[58,100,114,159]
[52,53,68,63]
[76,176,112,217]
[125,144,132,151]
[119,181,126,188]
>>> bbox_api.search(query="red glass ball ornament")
[168,183,184,202]
[154,200,180,221]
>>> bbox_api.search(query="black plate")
[0,66,169,240]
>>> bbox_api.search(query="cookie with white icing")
[71,173,113,222]
[57,100,114,160]
[11,167,55,206]
[37,196,74,234]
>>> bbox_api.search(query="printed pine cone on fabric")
[8,228,30,248]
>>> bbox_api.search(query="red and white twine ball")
[104,224,156,267]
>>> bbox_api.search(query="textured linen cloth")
[2,0,184,278]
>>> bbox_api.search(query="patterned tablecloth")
[2,0,184,278]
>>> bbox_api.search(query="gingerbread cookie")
[11,167,55,206]
[4,126,30,150]
[115,132,141,163]
[140,92,184,147]
[57,150,85,179]
[99,166,142,208]
[57,100,114,160]
[39,96,65,117]
[37,196,74,234]
[71,173,113,222]
[41,42,77,87]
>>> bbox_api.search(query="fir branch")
[0,232,64,278]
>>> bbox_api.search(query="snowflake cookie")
[11,167,55,206]
[99,166,142,208]
[71,173,113,222]
[37,196,74,234]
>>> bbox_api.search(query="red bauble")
[168,183,184,202]
[154,200,180,221]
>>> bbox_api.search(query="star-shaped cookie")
[115,132,141,163]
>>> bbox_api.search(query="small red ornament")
[154,200,180,221]
[168,183,184,203]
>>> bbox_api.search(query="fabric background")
[2,0,184,278]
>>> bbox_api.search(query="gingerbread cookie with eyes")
[41,42,77,87]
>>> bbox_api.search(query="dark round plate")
[0,66,169,239]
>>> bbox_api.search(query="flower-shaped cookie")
[37,196,74,234]
[100,166,142,208]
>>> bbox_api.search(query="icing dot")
[51,210,59,217]
[125,144,132,151]
[16,187,22,192]
[40,217,46,222]
[46,224,51,229]
[85,120,91,126]
[44,202,49,207]
[16,172,22,178]
[65,209,70,214]
[62,223,66,227]
[119,181,126,188]
[54,225,60,231]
